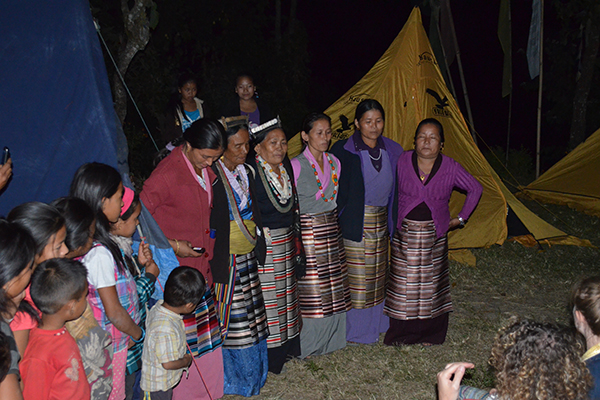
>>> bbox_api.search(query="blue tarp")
[0,0,128,214]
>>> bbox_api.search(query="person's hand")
[138,241,153,265]
[449,218,462,230]
[184,353,193,368]
[437,362,474,400]
[171,239,203,258]
[0,158,12,191]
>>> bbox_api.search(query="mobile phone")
[192,247,206,254]
[2,147,9,165]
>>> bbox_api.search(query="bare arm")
[0,159,12,191]
[97,286,142,340]
[12,330,28,360]
[162,353,192,371]
[0,374,23,400]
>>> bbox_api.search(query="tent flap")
[520,128,600,217]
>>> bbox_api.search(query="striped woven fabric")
[384,219,452,320]
[258,227,301,348]
[298,210,351,318]
[183,287,223,357]
[345,205,389,309]
[221,251,269,349]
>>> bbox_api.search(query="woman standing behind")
[291,113,351,358]
[161,74,205,146]
[248,118,302,373]
[384,118,482,346]
[140,118,225,400]
[221,74,275,130]
[211,116,269,396]
[330,99,403,345]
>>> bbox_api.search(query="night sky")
[297,1,558,165]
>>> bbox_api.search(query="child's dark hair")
[30,258,88,315]
[7,202,65,256]
[51,197,95,252]
[0,219,37,320]
[164,267,206,307]
[70,162,126,273]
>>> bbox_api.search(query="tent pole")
[506,93,512,166]
[436,21,458,99]
[446,2,477,144]
[535,0,544,179]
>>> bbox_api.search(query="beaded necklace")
[311,153,338,202]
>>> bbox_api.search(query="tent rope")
[463,118,580,236]
[93,19,160,152]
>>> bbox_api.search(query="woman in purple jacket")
[384,118,482,346]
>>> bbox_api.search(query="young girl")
[0,219,37,400]
[70,162,142,400]
[110,187,159,399]
[52,196,114,400]
[7,202,69,357]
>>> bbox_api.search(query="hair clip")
[219,115,249,131]
[250,116,282,135]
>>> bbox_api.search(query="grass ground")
[224,200,600,400]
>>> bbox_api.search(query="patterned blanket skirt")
[298,210,351,318]
[384,219,452,320]
[216,251,269,349]
[345,205,389,309]
[259,226,301,348]
[182,288,223,357]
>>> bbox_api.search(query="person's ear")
[66,299,78,316]
[254,144,261,156]
[354,119,360,131]
[301,131,309,144]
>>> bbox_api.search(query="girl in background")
[7,202,68,357]
[0,219,37,400]
[221,74,275,130]
[70,162,142,400]
[162,74,205,147]
[53,196,113,400]
[110,187,159,400]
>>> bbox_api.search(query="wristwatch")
[457,216,465,227]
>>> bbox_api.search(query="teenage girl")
[52,196,114,400]
[70,162,142,400]
[0,219,37,400]
[110,187,159,400]
[7,202,69,357]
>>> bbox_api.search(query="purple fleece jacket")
[396,150,483,238]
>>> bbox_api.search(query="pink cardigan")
[396,151,483,238]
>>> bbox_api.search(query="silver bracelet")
[457,216,465,227]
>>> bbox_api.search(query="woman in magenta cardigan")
[384,118,482,346]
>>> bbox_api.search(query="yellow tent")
[519,128,600,217]
[288,7,589,249]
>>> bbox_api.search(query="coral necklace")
[311,153,338,202]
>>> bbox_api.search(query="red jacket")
[141,146,217,286]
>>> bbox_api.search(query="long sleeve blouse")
[396,151,482,238]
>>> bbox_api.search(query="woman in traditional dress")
[140,118,225,400]
[384,118,482,346]
[291,112,351,358]
[248,117,302,373]
[330,99,403,345]
[211,115,269,396]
